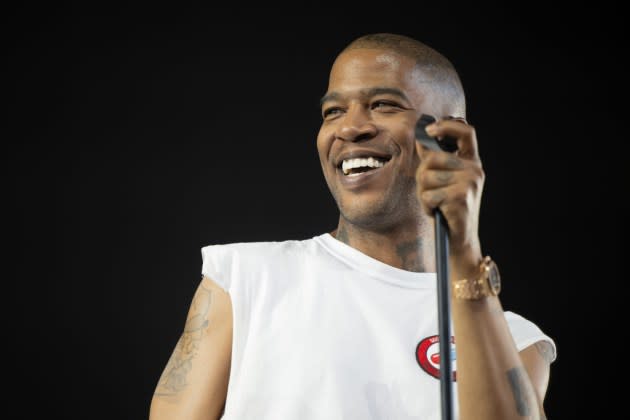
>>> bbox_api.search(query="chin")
[337,189,422,231]
[339,197,398,229]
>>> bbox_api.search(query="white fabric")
[201,233,556,420]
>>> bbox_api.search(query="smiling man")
[150,33,556,420]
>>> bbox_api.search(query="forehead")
[327,49,425,101]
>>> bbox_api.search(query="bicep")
[150,276,233,420]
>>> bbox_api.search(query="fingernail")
[426,124,438,136]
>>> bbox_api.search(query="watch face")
[488,263,501,294]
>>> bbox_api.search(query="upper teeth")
[342,157,386,175]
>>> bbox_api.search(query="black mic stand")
[434,210,454,420]
[416,115,458,420]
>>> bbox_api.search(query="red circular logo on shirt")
[416,335,457,381]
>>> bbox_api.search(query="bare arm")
[149,276,233,420]
[451,291,552,420]
[417,119,553,419]
[521,340,554,418]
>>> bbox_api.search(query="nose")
[336,104,378,142]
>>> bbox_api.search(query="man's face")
[317,48,441,230]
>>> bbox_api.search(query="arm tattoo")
[396,238,426,272]
[506,367,532,416]
[154,285,213,397]
[534,341,555,364]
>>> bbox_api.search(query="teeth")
[341,157,386,175]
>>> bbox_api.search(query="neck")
[331,216,436,273]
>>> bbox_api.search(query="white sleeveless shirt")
[201,233,555,420]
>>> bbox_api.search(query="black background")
[5,5,620,419]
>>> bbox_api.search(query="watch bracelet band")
[452,256,494,300]
[453,276,487,300]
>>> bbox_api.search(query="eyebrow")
[320,87,411,107]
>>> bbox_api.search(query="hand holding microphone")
[414,114,484,261]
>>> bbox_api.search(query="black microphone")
[415,114,458,153]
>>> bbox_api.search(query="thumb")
[415,140,426,160]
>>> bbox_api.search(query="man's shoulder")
[201,235,330,291]
[201,234,325,261]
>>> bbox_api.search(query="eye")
[371,100,401,111]
[322,107,344,119]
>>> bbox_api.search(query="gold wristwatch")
[453,256,501,300]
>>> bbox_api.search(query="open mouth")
[339,156,391,177]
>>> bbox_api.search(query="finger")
[417,169,459,191]
[415,136,433,160]
[420,148,465,171]
[425,119,480,160]
[419,188,447,215]
[415,140,424,159]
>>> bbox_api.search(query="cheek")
[316,127,333,163]
[398,142,421,178]
[394,127,418,160]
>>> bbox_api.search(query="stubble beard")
[334,174,420,233]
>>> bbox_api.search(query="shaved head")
[341,33,465,117]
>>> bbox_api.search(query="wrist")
[452,256,501,300]
[449,246,483,281]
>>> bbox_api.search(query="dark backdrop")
[5,5,619,419]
